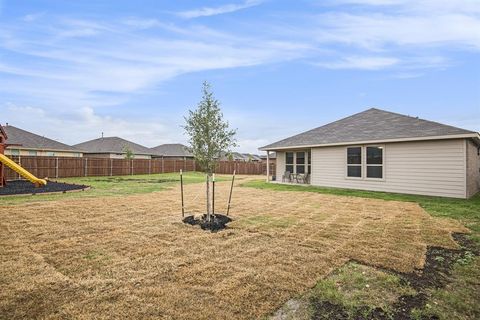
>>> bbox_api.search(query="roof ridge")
[368,108,477,133]
[261,108,375,147]
[260,108,477,150]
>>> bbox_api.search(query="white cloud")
[236,138,270,153]
[314,13,480,50]
[23,12,46,22]
[314,56,399,70]
[178,0,263,19]
[2,103,173,147]
[0,17,311,109]
[328,0,480,13]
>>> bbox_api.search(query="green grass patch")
[0,172,225,205]
[412,257,480,320]
[311,262,416,318]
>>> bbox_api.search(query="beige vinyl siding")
[466,139,480,198]
[310,139,467,198]
[275,151,285,181]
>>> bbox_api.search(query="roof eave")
[259,133,480,151]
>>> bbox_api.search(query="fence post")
[55,157,59,179]
[110,158,113,176]
[149,159,152,174]
[184,157,187,171]
[173,159,176,173]
[162,157,164,173]
[18,155,21,179]
[131,159,134,175]
[193,160,196,172]
[84,158,88,177]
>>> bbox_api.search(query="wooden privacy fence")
[4,156,275,180]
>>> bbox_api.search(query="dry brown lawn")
[0,178,468,319]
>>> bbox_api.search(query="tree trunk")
[206,174,211,222]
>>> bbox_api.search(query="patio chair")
[304,173,310,184]
[282,171,292,182]
[295,173,304,183]
[296,173,309,184]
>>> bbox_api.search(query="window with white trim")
[296,152,305,174]
[285,150,310,174]
[308,151,311,174]
[366,146,383,179]
[285,152,294,173]
[347,147,362,178]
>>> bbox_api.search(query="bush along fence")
[3,156,275,180]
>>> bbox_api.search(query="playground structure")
[0,124,47,188]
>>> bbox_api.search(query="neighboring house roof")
[3,125,79,152]
[150,143,193,157]
[260,152,276,159]
[216,151,246,161]
[260,108,479,150]
[0,124,7,140]
[232,152,248,161]
[242,153,262,161]
[73,137,152,155]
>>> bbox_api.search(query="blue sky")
[0,0,479,153]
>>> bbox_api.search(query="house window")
[347,147,362,178]
[286,152,294,173]
[46,152,55,156]
[296,152,305,174]
[29,150,37,156]
[308,151,311,174]
[10,149,20,156]
[366,146,383,179]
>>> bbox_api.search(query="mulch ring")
[309,233,478,320]
[183,213,232,232]
[0,180,89,196]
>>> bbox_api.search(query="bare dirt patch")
[0,179,468,319]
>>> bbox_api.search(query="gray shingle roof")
[260,152,276,159]
[150,144,193,157]
[242,153,262,161]
[3,125,79,152]
[260,108,477,150]
[73,137,152,155]
[216,151,247,161]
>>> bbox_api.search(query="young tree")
[123,146,134,159]
[184,82,237,221]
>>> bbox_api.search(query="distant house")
[3,125,82,157]
[74,137,152,159]
[216,152,262,162]
[150,144,194,160]
[217,152,245,161]
[242,153,262,162]
[260,152,276,161]
[260,108,480,199]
